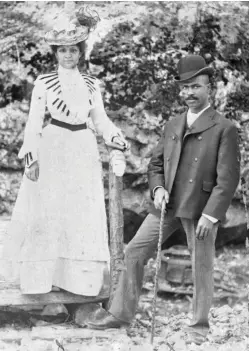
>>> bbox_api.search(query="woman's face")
[56,45,81,69]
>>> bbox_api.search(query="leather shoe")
[87,313,129,330]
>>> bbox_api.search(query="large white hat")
[44,2,99,46]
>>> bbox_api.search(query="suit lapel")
[184,106,217,137]
[167,107,217,142]
[169,112,187,143]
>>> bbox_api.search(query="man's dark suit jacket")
[148,107,240,221]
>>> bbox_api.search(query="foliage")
[90,4,187,119]
[89,2,249,202]
[2,2,249,125]
[1,1,249,211]
[89,2,249,121]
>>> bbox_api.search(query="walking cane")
[150,199,166,345]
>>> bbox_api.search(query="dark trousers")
[109,213,218,336]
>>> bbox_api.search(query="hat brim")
[174,67,214,83]
[44,31,89,46]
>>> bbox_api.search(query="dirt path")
[0,219,248,350]
[0,301,248,351]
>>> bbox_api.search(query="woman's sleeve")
[18,77,46,166]
[89,80,122,143]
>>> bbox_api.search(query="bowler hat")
[174,55,214,82]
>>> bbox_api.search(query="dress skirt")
[2,124,110,295]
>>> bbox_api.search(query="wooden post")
[108,161,124,308]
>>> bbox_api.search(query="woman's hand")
[112,133,130,151]
[25,161,39,182]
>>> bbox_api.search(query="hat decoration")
[44,2,99,46]
[174,55,214,82]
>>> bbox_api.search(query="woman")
[2,5,127,296]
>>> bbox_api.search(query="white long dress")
[1,65,121,296]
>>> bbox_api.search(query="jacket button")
[189,179,193,183]
[198,136,202,140]
[167,157,170,161]
[194,157,198,162]
[172,136,176,140]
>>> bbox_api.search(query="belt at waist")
[50,118,87,131]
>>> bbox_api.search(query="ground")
[0,244,248,351]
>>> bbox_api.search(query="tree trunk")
[108,165,124,308]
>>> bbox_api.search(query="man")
[88,55,240,344]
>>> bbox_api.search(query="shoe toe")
[86,315,120,330]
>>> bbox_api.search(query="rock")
[73,303,102,326]
[157,345,171,351]
[155,316,169,325]
[199,347,216,351]
[0,171,23,215]
[152,336,165,344]
[216,342,247,351]
[217,200,248,247]
[0,103,26,171]
[20,336,34,351]
[0,341,13,350]
[41,304,68,317]
[0,310,31,327]
[81,344,108,351]
[111,341,133,351]
[129,343,154,351]
[174,338,187,351]
[29,319,50,327]
[167,331,185,345]
[211,305,233,318]
[21,339,56,351]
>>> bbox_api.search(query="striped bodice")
[37,71,100,124]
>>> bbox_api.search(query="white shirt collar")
[187,104,211,127]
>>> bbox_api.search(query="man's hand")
[154,187,169,210]
[196,215,214,240]
[25,161,39,182]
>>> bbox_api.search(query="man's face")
[179,75,210,113]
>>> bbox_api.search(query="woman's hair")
[50,41,86,55]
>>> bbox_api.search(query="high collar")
[56,65,87,115]
[58,65,80,77]
[187,103,211,117]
